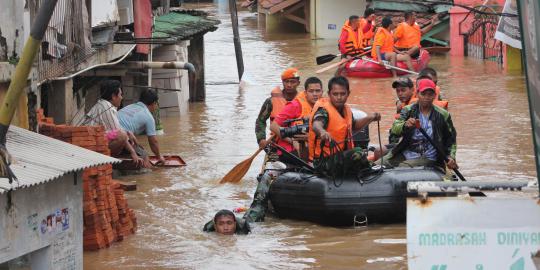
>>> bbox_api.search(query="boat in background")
[340,49,431,78]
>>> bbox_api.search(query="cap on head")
[417,78,436,93]
[392,77,413,88]
[281,68,300,81]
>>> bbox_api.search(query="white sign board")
[407,197,540,270]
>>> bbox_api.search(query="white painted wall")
[310,0,367,40]
[92,0,120,28]
[152,41,191,115]
[0,173,83,270]
[0,1,27,61]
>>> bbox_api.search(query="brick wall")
[37,109,137,251]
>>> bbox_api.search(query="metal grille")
[29,0,96,82]
[459,6,503,64]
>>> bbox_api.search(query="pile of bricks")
[37,109,137,251]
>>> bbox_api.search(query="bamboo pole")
[229,0,245,80]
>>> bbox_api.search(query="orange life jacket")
[294,91,313,123]
[270,86,287,121]
[371,27,394,60]
[394,87,449,119]
[360,18,374,47]
[341,20,364,56]
[308,98,354,161]
[394,22,421,49]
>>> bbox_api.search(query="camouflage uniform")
[202,171,273,234]
[255,98,273,144]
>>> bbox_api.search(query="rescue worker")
[394,11,438,58]
[255,68,300,152]
[270,77,323,162]
[383,79,458,170]
[359,8,376,48]
[390,77,415,144]
[308,76,381,176]
[339,15,364,58]
[372,17,414,78]
[203,209,251,235]
[204,168,275,235]
[416,67,444,101]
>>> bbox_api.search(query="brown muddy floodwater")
[84,3,537,269]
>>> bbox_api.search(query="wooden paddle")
[414,120,466,181]
[316,47,372,65]
[219,135,275,184]
[316,58,349,74]
[361,56,419,76]
[316,50,372,74]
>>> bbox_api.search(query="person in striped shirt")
[80,80,148,167]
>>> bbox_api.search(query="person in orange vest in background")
[339,15,364,58]
[270,77,323,162]
[372,17,414,78]
[308,76,381,176]
[255,68,300,150]
[360,8,376,48]
[416,67,445,101]
[394,11,438,58]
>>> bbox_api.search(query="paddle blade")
[219,156,256,184]
[316,54,337,65]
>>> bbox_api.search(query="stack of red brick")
[37,109,137,251]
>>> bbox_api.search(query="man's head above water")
[214,209,237,235]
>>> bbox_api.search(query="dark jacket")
[388,103,457,167]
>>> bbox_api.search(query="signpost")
[517,0,540,191]
[407,197,540,269]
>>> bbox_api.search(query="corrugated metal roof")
[0,126,119,194]
[153,11,220,40]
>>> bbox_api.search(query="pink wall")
[449,0,505,56]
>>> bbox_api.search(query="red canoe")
[340,49,431,78]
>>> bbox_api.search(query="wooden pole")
[229,0,244,81]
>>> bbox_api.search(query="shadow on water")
[84,3,536,270]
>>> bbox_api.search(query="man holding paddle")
[383,78,458,171]
[255,68,301,150]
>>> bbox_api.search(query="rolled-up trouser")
[379,152,436,168]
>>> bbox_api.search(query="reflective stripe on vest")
[341,20,364,56]
[360,18,374,47]
[308,98,354,161]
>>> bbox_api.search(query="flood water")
[84,3,537,269]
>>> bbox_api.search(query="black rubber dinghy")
[268,167,444,226]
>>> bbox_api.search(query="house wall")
[151,42,190,116]
[310,0,367,39]
[449,0,505,56]
[0,173,83,270]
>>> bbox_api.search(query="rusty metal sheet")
[407,196,540,269]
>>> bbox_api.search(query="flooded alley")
[83,3,536,270]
